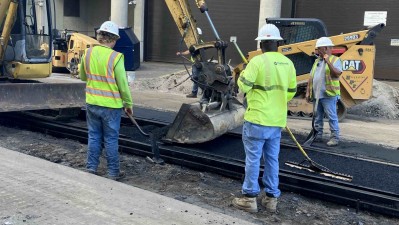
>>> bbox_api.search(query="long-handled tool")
[285,126,352,181]
[303,63,323,147]
[231,42,352,181]
[125,111,149,136]
[124,111,164,164]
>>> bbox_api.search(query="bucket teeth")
[285,161,353,182]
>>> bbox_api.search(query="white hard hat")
[316,37,334,48]
[197,27,202,35]
[98,21,120,37]
[255,24,283,41]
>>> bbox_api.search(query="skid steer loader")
[52,30,100,75]
[234,18,384,121]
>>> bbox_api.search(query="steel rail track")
[1,112,399,218]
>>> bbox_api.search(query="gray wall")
[53,0,135,37]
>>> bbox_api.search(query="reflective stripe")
[86,73,116,83]
[326,84,340,91]
[86,87,121,98]
[239,76,254,87]
[253,84,297,92]
[85,48,93,74]
[107,51,120,78]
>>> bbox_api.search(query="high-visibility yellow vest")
[83,46,124,108]
[238,52,297,127]
[309,56,341,99]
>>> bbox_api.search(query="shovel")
[124,111,164,164]
[125,111,149,136]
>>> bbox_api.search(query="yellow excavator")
[0,0,85,112]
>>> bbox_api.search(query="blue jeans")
[191,65,198,94]
[86,104,122,177]
[314,96,340,140]
[242,121,282,198]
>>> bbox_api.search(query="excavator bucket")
[164,102,245,144]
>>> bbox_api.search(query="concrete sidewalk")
[0,147,255,225]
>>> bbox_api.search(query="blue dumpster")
[114,27,140,71]
[95,27,140,71]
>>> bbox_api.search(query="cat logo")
[342,60,366,74]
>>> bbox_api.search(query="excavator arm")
[0,0,18,63]
[163,0,245,144]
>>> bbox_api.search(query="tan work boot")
[261,196,278,213]
[232,197,257,213]
[327,138,339,147]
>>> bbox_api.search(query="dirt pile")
[134,71,194,95]
[348,80,399,119]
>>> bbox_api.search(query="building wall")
[293,0,399,80]
[53,0,114,37]
[145,0,261,66]
[86,0,110,37]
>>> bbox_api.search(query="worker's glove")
[124,107,133,116]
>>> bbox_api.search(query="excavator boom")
[163,0,244,144]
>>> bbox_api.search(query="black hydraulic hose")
[177,25,212,90]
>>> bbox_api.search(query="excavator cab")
[1,0,53,78]
[0,0,86,113]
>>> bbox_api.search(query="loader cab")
[5,0,52,63]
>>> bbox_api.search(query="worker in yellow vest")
[79,21,133,181]
[305,37,342,147]
[232,24,297,213]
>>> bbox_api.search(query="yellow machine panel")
[340,45,375,101]
[6,62,52,79]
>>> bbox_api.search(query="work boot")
[86,169,98,175]
[314,134,323,143]
[327,138,339,147]
[107,171,126,181]
[186,93,197,98]
[261,196,278,213]
[232,197,257,213]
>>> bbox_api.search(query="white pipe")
[134,0,145,62]
[111,0,128,28]
[258,0,282,47]
[259,0,282,29]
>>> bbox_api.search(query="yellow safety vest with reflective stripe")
[238,52,297,127]
[309,56,340,98]
[83,46,124,108]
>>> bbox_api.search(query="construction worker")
[232,24,297,213]
[305,37,342,146]
[79,21,133,181]
[176,27,203,98]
